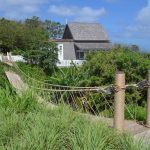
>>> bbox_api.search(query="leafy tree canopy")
[83,46,150,85]
[0,16,61,73]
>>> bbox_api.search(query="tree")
[0,17,59,73]
[43,19,65,39]
[130,44,140,52]
[23,41,58,73]
[83,46,150,84]
[25,16,41,28]
[40,41,58,73]
[0,18,23,53]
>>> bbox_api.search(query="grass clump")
[17,62,46,81]
[0,88,149,150]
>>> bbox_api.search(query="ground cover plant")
[0,87,149,150]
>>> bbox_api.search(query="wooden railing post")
[0,53,2,62]
[7,52,9,61]
[113,71,125,131]
[146,70,150,127]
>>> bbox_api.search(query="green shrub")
[84,47,150,85]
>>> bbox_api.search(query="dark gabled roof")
[65,22,110,41]
[75,42,112,51]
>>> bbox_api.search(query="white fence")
[0,54,24,62]
[57,60,84,67]
[0,53,84,67]
[11,55,25,62]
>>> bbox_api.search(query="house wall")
[56,41,76,60]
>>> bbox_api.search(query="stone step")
[5,71,27,93]
[134,130,150,144]
[128,124,148,135]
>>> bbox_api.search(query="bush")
[83,47,150,85]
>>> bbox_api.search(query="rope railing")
[5,53,150,132]
[10,60,149,92]
[8,59,147,121]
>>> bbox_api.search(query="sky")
[0,0,150,51]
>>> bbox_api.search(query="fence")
[57,60,84,67]
[3,53,150,132]
[0,52,84,67]
[0,52,24,62]
[114,71,150,131]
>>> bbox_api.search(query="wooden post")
[0,53,2,62]
[146,70,150,127]
[113,71,125,131]
[7,52,9,61]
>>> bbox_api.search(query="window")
[58,44,63,60]
[59,45,63,50]
[76,51,84,60]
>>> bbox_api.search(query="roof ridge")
[68,22,100,25]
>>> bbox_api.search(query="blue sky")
[0,0,150,51]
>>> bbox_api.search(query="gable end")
[62,25,73,39]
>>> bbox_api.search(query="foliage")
[0,17,64,53]
[0,18,24,53]
[43,19,65,39]
[44,47,150,121]
[23,41,58,73]
[46,64,86,86]
[83,47,150,85]
[0,17,48,54]
[17,62,46,81]
[82,47,150,120]
[0,88,149,150]
[125,104,146,122]
[47,47,150,87]
[25,16,41,28]
[0,17,60,72]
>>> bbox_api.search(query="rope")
[9,60,149,92]
[30,85,102,92]
[114,85,126,92]
[12,61,103,89]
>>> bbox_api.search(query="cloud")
[124,0,150,38]
[0,0,48,19]
[125,25,150,38]
[48,5,106,22]
[136,0,150,25]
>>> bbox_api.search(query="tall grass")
[0,88,149,150]
[17,62,46,81]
